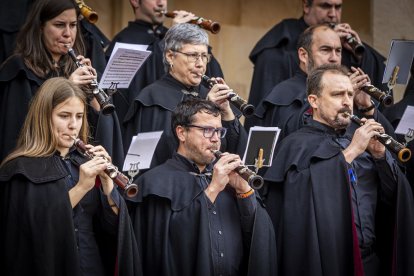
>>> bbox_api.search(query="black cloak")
[0,154,142,276]
[105,20,224,127]
[0,55,125,167]
[248,17,388,108]
[130,155,278,276]
[263,121,414,276]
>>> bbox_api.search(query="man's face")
[306,27,342,73]
[309,72,354,129]
[303,0,342,26]
[135,0,167,25]
[177,111,222,170]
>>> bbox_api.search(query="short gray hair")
[162,23,209,72]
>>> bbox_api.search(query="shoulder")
[0,155,67,183]
[137,160,204,211]
[249,18,304,62]
[264,74,306,106]
[0,55,43,85]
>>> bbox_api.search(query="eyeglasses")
[186,124,227,138]
[173,50,211,63]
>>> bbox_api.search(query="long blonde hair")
[1,77,89,166]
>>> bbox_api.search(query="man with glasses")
[131,97,277,276]
[123,23,247,167]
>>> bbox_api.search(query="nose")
[329,50,341,63]
[343,93,353,107]
[210,130,220,142]
[62,25,71,37]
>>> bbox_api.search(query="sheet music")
[242,126,281,167]
[395,105,414,135]
[382,40,414,85]
[99,42,151,89]
[123,131,163,171]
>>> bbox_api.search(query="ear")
[165,50,175,65]
[308,94,319,109]
[298,47,309,67]
[175,125,187,143]
[130,0,139,9]
[303,0,311,14]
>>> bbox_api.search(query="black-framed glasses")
[186,124,227,138]
[173,50,211,63]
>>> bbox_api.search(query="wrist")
[235,188,254,199]
[356,99,375,113]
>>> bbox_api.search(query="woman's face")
[166,43,209,87]
[42,8,77,63]
[52,96,84,156]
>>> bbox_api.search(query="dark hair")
[171,98,222,140]
[307,63,350,97]
[297,24,332,51]
[15,0,85,78]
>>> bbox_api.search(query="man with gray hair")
[123,23,247,167]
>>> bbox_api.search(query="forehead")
[321,72,352,92]
[311,0,343,6]
[180,43,208,52]
[48,9,77,21]
[54,97,84,112]
[311,27,341,47]
[193,110,221,125]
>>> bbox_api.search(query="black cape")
[263,121,414,276]
[248,17,388,108]
[0,55,125,167]
[0,0,34,64]
[0,154,142,276]
[123,74,247,166]
[246,70,307,131]
[105,20,224,127]
[130,155,278,276]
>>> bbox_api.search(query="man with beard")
[250,24,393,140]
[105,0,223,126]
[130,98,277,276]
[248,0,387,109]
[263,63,414,276]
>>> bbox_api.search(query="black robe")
[263,120,414,276]
[248,17,388,108]
[130,154,278,276]
[0,0,34,65]
[0,55,125,168]
[105,20,224,127]
[246,70,308,131]
[0,154,142,276]
[123,73,247,167]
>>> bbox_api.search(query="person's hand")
[333,23,362,53]
[206,77,235,121]
[83,144,114,195]
[349,67,373,113]
[171,10,195,25]
[69,55,97,86]
[343,118,385,162]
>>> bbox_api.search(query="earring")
[169,63,174,69]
